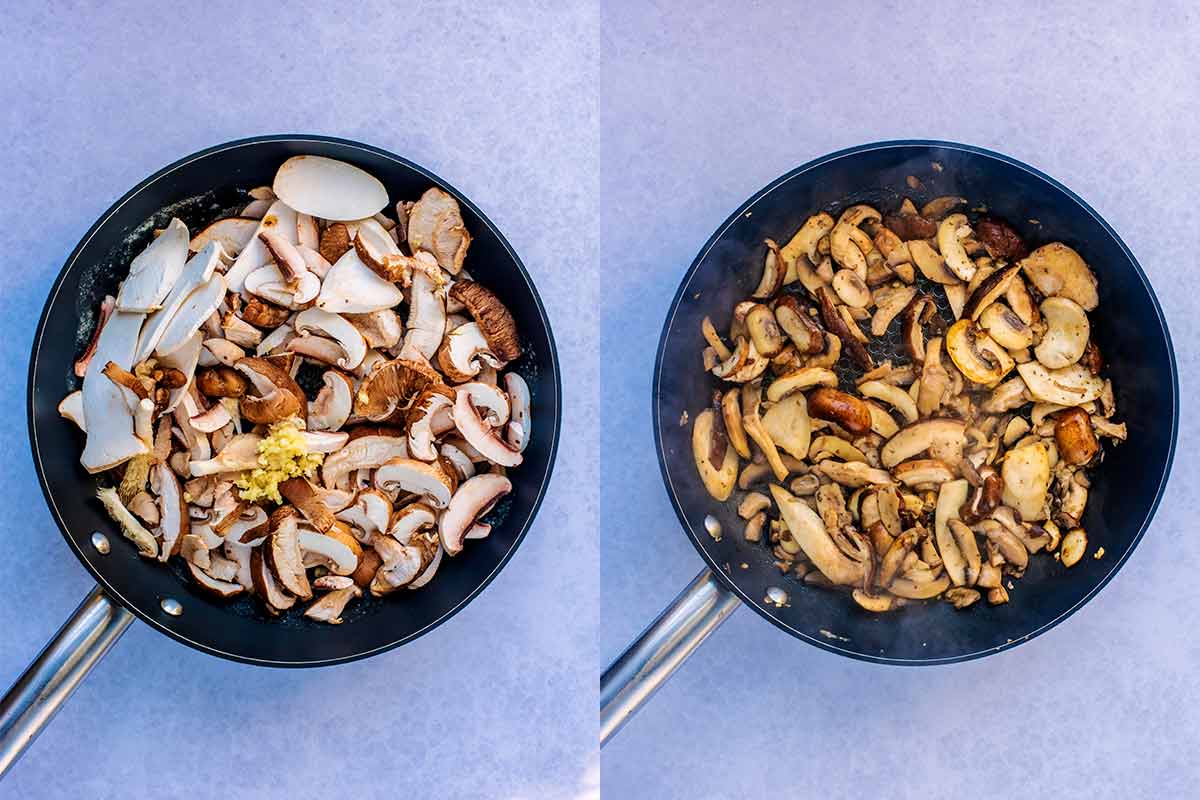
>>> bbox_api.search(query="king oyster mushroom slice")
[399,257,448,361]
[1019,243,1099,311]
[503,373,532,453]
[80,310,149,473]
[440,474,511,556]
[770,485,864,586]
[1001,441,1052,521]
[202,337,246,367]
[880,419,967,468]
[452,388,523,467]
[116,218,189,313]
[345,309,404,350]
[135,241,223,361]
[374,458,455,508]
[234,356,306,425]
[322,431,410,489]
[1034,297,1090,369]
[225,201,299,293]
[272,155,389,221]
[293,308,368,370]
[190,217,258,258]
[945,319,1014,386]
[158,332,204,414]
[317,247,405,315]
[58,390,86,432]
[154,274,228,359]
[406,187,471,274]
[336,490,394,543]
[308,370,355,431]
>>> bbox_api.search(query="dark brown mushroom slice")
[961,263,1021,321]
[318,222,352,264]
[901,294,938,363]
[807,387,871,436]
[817,287,872,369]
[882,213,937,241]
[250,546,295,614]
[278,477,336,533]
[959,466,1004,523]
[241,297,292,329]
[1080,340,1104,375]
[975,217,1028,261]
[773,295,825,354]
[449,280,521,362]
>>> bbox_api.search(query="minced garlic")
[234,418,323,504]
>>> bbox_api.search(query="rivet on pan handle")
[0,587,133,777]
[600,569,740,747]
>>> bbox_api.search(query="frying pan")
[0,135,561,773]
[601,140,1176,744]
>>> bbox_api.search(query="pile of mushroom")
[693,194,1124,612]
[61,156,532,623]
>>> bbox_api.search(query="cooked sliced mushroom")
[761,391,811,461]
[1016,361,1104,406]
[945,320,1014,386]
[858,380,918,425]
[807,387,871,436]
[770,485,864,586]
[1054,408,1100,465]
[745,304,784,356]
[817,460,892,488]
[1000,441,1051,521]
[880,419,966,469]
[908,240,960,285]
[979,303,1034,350]
[870,286,916,336]
[752,240,785,299]
[1060,528,1088,567]
[1020,243,1099,311]
[1034,297,1089,369]
[892,459,955,487]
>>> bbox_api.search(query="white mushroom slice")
[455,382,510,426]
[353,218,409,281]
[388,502,438,545]
[765,368,838,401]
[80,310,148,473]
[440,474,511,556]
[466,522,491,540]
[503,373,531,453]
[937,214,976,282]
[255,323,295,356]
[893,459,955,487]
[407,391,455,461]
[304,585,361,624]
[115,218,189,312]
[293,309,368,370]
[308,370,354,432]
[761,392,811,461]
[370,535,424,595]
[296,213,319,250]
[299,245,332,278]
[336,490,394,543]
[189,217,258,257]
[243,264,321,309]
[374,458,455,508]
[1034,297,1090,369]
[186,560,244,599]
[58,390,86,432]
[354,349,388,378]
[218,505,269,546]
[770,485,863,586]
[816,460,893,488]
[400,263,447,361]
[300,431,350,454]
[96,487,157,558]
[1016,362,1104,406]
[908,240,961,285]
[452,389,523,467]
[1001,442,1051,521]
[313,575,355,591]
[934,479,971,585]
[440,442,475,481]
[154,275,228,358]
[709,337,769,383]
[158,332,203,414]
[409,545,444,589]
[188,433,263,476]
[979,303,1035,350]
[202,338,245,366]
[1020,243,1099,311]
[407,187,471,274]
[223,541,254,591]
[316,247,404,314]
[135,241,223,361]
[297,529,358,575]
[438,322,502,383]
[321,434,409,489]
[190,402,232,433]
[345,309,403,350]
[858,380,919,424]
[241,199,270,218]
[880,419,966,468]
[272,155,389,222]
[225,201,299,293]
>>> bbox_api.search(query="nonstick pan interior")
[654,141,1176,664]
[28,135,561,666]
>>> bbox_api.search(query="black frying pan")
[0,135,561,771]
[601,140,1176,743]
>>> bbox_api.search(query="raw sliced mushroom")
[154,275,228,358]
[353,218,409,282]
[373,458,455,508]
[304,585,362,624]
[297,529,358,575]
[234,356,305,425]
[344,309,403,350]
[440,474,511,555]
[452,388,522,467]
[80,311,149,473]
[190,217,258,258]
[225,202,299,293]
[294,308,368,370]
[317,248,404,315]
[504,373,531,453]
[407,187,471,273]
[186,560,244,599]
[116,218,189,313]
[308,370,354,432]
[272,155,389,221]
[135,241,223,361]
[336,490,394,542]
[267,510,312,600]
[250,547,295,613]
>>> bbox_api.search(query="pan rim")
[28,133,562,667]
[651,138,1178,665]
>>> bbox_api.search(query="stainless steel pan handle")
[600,569,740,746]
[0,586,133,777]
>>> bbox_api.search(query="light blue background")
[600,2,1198,799]
[0,2,597,799]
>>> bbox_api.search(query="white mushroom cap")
[452,389,523,467]
[504,372,531,453]
[308,370,354,432]
[455,381,510,427]
[316,248,404,314]
[439,474,511,556]
[116,218,189,313]
[294,308,368,370]
[373,458,455,509]
[272,156,389,222]
[155,275,228,358]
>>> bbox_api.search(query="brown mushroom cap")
[235,357,306,425]
[449,281,521,362]
[353,358,445,422]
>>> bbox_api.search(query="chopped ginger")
[234,418,323,504]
